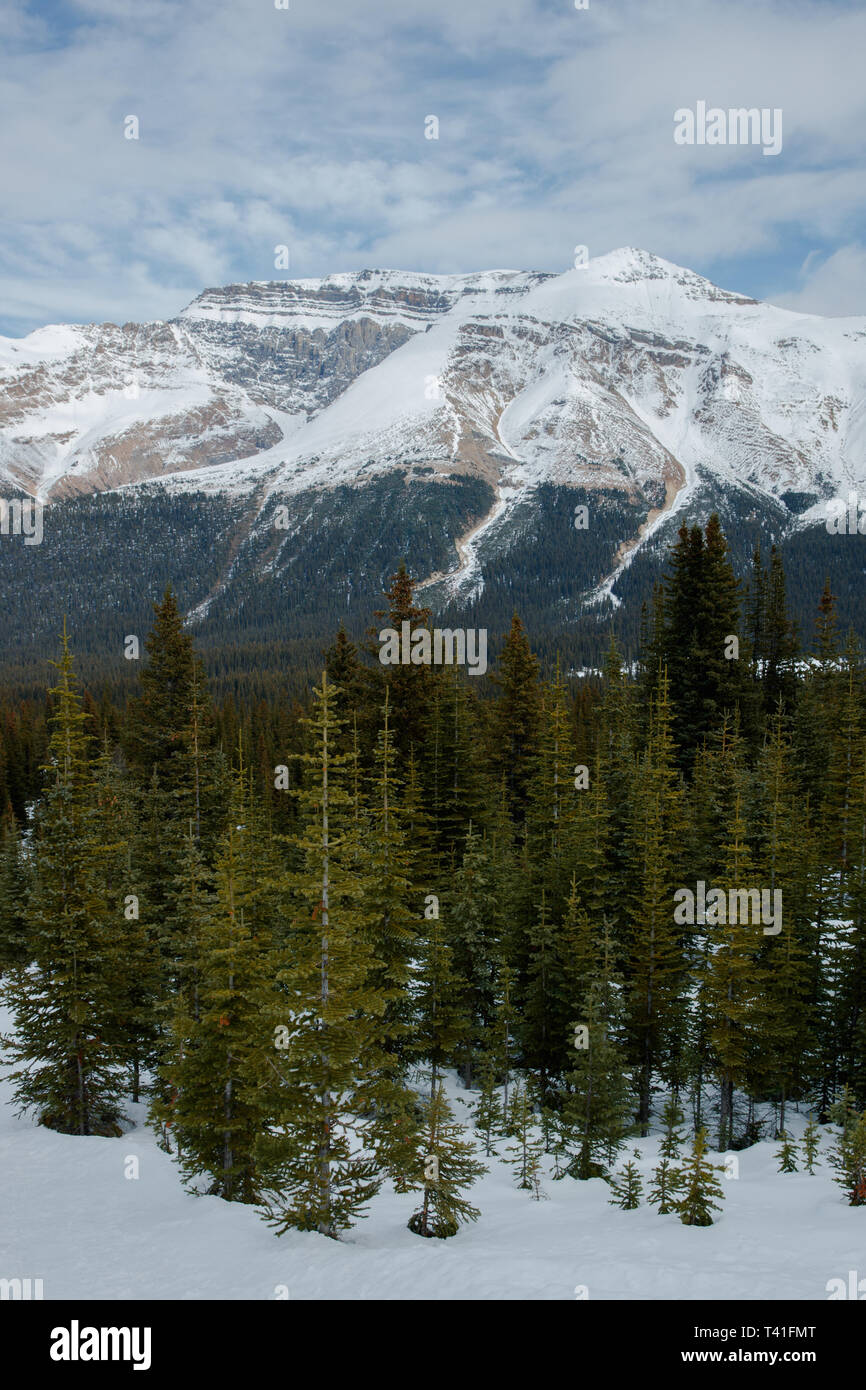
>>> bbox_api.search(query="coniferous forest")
[3,513,866,1253]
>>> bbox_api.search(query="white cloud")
[771,245,866,317]
[1,0,865,329]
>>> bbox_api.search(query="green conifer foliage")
[1,629,127,1136]
[505,1083,544,1190]
[775,1131,799,1173]
[608,1159,643,1209]
[472,1054,505,1156]
[802,1116,821,1174]
[156,754,274,1203]
[258,674,393,1238]
[625,671,687,1132]
[649,1157,683,1214]
[831,1109,866,1205]
[407,1083,486,1238]
[563,939,632,1179]
[0,806,30,971]
[489,615,542,823]
[88,734,162,1104]
[447,825,500,1088]
[658,1096,687,1159]
[677,1126,725,1227]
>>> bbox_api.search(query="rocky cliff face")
[2,249,865,614]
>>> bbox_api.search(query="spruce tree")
[0,805,29,971]
[525,1142,547,1201]
[625,671,687,1132]
[488,615,542,823]
[472,1054,505,1156]
[413,893,470,1098]
[406,1083,486,1237]
[704,785,762,1151]
[125,588,227,983]
[608,1159,643,1209]
[563,938,632,1178]
[659,1096,687,1159]
[1,630,127,1136]
[677,1126,725,1226]
[525,658,578,907]
[649,1157,683,1214]
[446,825,500,1088]
[830,1109,866,1206]
[802,1116,821,1174]
[750,706,814,1128]
[363,690,417,1070]
[505,1083,544,1190]
[776,1131,799,1173]
[88,734,162,1104]
[370,562,432,765]
[659,515,749,766]
[155,754,274,1202]
[257,674,393,1238]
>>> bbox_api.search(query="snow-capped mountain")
[4,250,864,513]
[2,249,865,680]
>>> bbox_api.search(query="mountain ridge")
[2,248,865,686]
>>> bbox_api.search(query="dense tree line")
[2,514,866,1237]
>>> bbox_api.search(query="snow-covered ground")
[1,1011,862,1300]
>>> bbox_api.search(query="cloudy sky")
[1,0,864,334]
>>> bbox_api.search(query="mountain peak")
[584,247,757,305]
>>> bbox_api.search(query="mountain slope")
[2,249,865,687]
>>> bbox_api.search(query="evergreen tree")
[658,1096,687,1159]
[830,1109,866,1206]
[155,754,274,1202]
[525,658,579,906]
[362,690,417,1070]
[505,1083,544,1190]
[0,805,30,971]
[677,1127,725,1226]
[1,630,127,1136]
[649,1157,683,1214]
[88,734,162,1104]
[775,1131,799,1173]
[472,1054,505,1156]
[525,1142,547,1201]
[406,1083,486,1237]
[446,825,500,1088]
[749,707,814,1128]
[608,1159,643,1209]
[657,515,750,766]
[625,671,687,1132]
[423,670,489,872]
[413,894,470,1098]
[802,1116,821,1174]
[704,785,762,1151]
[370,562,432,764]
[521,889,569,1092]
[488,615,542,823]
[125,587,227,982]
[762,547,799,715]
[257,674,392,1238]
[563,936,632,1178]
